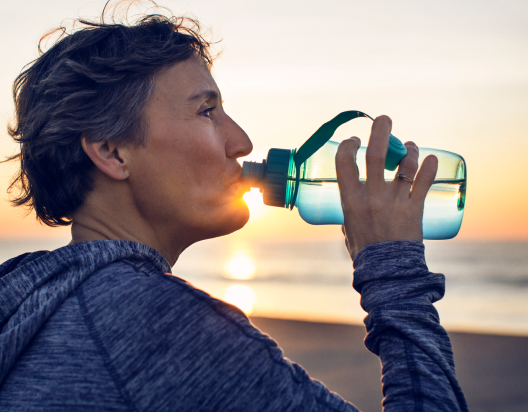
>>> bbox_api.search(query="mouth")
[228,168,251,197]
[230,180,251,198]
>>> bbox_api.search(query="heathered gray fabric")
[353,242,467,411]
[0,239,468,411]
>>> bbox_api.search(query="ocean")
[1,238,527,337]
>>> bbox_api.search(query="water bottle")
[242,111,467,240]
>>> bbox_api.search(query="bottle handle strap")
[289,110,407,210]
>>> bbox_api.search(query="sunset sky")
[0,0,527,242]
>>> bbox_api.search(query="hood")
[0,240,171,384]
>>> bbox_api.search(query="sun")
[243,188,269,221]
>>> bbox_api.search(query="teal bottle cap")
[241,149,291,207]
[386,133,407,171]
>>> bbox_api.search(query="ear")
[81,138,130,181]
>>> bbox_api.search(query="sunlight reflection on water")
[223,285,256,315]
[224,250,255,280]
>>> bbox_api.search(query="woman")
[0,3,467,411]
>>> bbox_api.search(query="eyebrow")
[187,89,219,102]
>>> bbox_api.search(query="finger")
[336,137,362,196]
[393,141,419,192]
[365,115,392,189]
[411,154,438,202]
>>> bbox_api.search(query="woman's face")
[126,55,253,246]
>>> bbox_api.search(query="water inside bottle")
[290,141,467,240]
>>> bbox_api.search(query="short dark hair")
[5,2,214,227]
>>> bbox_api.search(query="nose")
[225,115,253,159]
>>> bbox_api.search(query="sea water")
[1,238,526,336]
[173,238,528,337]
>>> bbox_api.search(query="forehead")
[151,55,218,106]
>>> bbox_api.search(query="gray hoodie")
[0,239,467,411]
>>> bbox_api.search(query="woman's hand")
[336,115,438,260]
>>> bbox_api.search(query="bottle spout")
[242,160,266,189]
[242,148,292,208]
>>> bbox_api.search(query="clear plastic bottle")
[242,140,467,240]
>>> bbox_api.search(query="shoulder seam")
[159,274,358,409]
[75,285,138,412]
[159,274,298,367]
[163,275,357,410]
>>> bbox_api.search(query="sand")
[250,316,528,412]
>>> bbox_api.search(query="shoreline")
[250,316,528,412]
[250,310,528,338]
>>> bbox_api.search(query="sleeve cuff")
[353,240,426,271]
[352,241,444,311]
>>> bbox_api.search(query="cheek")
[147,128,222,174]
[170,137,228,189]
[139,136,228,204]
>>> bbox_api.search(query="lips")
[227,167,250,193]
[229,180,251,198]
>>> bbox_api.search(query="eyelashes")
[200,105,216,118]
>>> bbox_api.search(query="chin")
[203,200,250,240]
[223,202,251,233]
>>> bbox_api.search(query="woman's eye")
[201,106,215,118]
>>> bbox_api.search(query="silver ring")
[397,173,414,184]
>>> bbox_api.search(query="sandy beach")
[250,316,528,412]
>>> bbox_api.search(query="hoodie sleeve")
[352,241,468,412]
